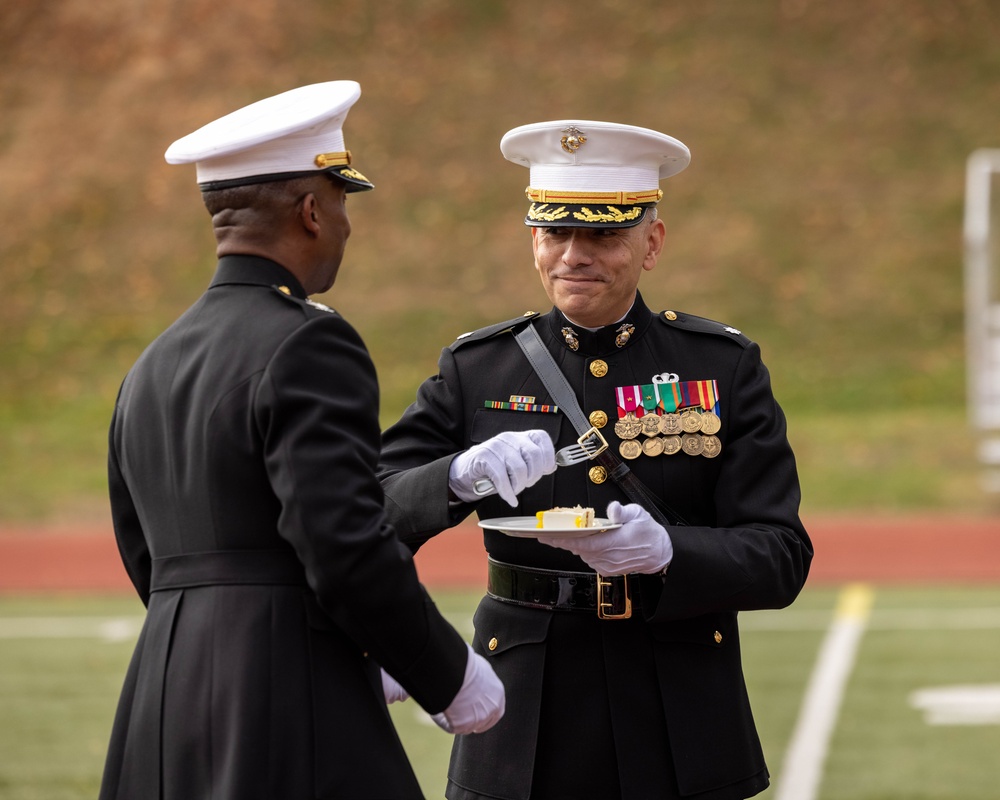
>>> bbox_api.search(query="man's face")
[314,177,351,293]
[530,215,665,328]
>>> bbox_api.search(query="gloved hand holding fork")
[448,429,557,506]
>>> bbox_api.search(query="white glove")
[432,643,505,735]
[449,429,556,507]
[380,668,409,704]
[537,501,673,575]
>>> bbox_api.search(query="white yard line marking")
[743,607,1000,631]
[1,606,998,642]
[0,616,144,641]
[909,684,1000,725]
[773,583,874,800]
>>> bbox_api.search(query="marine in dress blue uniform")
[378,120,813,799]
[100,81,504,800]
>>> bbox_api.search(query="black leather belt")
[150,549,307,591]
[487,557,636,619]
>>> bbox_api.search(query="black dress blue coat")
[378,292,812,800]
[101,256,468,800]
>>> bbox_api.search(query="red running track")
[0,515,998,594]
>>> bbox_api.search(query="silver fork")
[472,430,608,496]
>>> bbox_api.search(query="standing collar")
[209,255,307,299]
[543,292,654,355]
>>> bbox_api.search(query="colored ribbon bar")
[615,385,645,418]
[640,384,661,415]
[484,400,558,413]
[656,382,681,413]
[696,380,720,415]
[675,380,720,415]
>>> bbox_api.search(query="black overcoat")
[101,256,468,800]
[378,293,813,800]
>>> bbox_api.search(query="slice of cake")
[535,505,596,529]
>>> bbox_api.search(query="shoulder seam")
[449,312,540,351]
[658,310,751,346]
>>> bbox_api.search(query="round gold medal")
[641,415,662,436]
[681,433,705,456]
[700,412,722,435]
[642,436,665,457]
[614,413,643,440]
[659,413,682,435]
[680,409,703,433]
[619,440,642,460]
[702,435,722,458]
[662,435,682,455]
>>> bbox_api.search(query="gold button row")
[587,411,609,483]
[589,359,608,377]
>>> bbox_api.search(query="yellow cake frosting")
[535,505,596,529]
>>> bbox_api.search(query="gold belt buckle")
[579,426,609,458]
[596,573,632,619]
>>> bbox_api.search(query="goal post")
[964,148,1000,488]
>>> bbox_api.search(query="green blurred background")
[2,0,1000,522]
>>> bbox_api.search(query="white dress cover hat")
[165,80,373,192]
[500,120,689,227]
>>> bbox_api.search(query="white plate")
[478,516,620,538]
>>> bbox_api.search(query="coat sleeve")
[378,346,475,549]
[256,314,467,712]
[108,383,152,606]
[649,341,812,622]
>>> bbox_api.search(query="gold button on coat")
[714,631,723,644]
[488,637,498,651]
[589,410,608,429]
[664,310,678,320]
[589,466,608,484]
[589,359,608,377]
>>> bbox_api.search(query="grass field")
[2,586,1000,800]
[4,1,1000,522]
